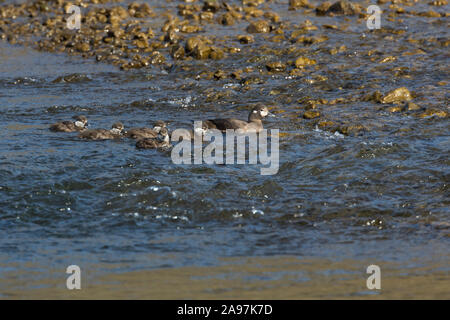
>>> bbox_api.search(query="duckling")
[78,122,125,140]
[49,115,88,132]
[136,127,171,149]
[125,120,166,140]
[201,105,272,133]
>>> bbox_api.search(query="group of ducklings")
[48,105,272,150]
[49,116,170,149]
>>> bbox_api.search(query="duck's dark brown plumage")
[125,120,167,140]
[136,128,170,149]
[201,105,271,133]
[78,122,124,140]
[49,115,88,132]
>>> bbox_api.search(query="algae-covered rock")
[289,0,310,10]
[327,1,361,15]
[266,62,286,72]
[381,87,412,104]
[246,20,271,33]
[303,110,320,119]
[294,56,316,68]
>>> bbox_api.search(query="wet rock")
[246,20,271,33]
[264,11,281,23]
[337,124,365,135]
[52,74,91,83]
[315,2,332,15]
[317,0,360,16]
[363,91,382,103]
[289,0,310,10]
[244,7,264,17]
[199,11,214,21]
[381,87,412,104]
[419,10,442,18]
[180,25,202,33]
[76,43,91,53]
[238,35,254,44]
[230,70,243,80]
[428,0,447,5]
[303,110,320,119]
[170,44,185,59]
[266,62,286,72]
[406,102,421,111]
[186,36,204,52]
[219,13,235,25]
[213,70,227,80]
[128,2,153,18]
[328,1,361,15]
[379,56,397,63]
[330,45,346,55]
[209,47,225,60]
[150,51,165,65]
[418,109,448,118]
[294,56,316,68]
[318,120,335,128]
[388,106,404,113]
[243,0,266,6]
[203,0,220,13]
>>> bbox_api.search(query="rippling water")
[0,0,449,298]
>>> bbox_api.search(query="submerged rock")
[303,110,320,119]
[418,109,448,118]
[406,102,421,111]
[294,56,316,68]
[266,62,286,72]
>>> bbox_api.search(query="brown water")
[0,0,449,299]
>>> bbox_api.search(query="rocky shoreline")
[0,0,448,135]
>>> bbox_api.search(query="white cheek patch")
[253,110,258,113]
[111,128,121,134]
[153,126,162,132]
[75,121,84,128]
[260,110,268,117]
[194,127,206,135]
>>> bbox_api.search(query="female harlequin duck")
[200,105,272,134]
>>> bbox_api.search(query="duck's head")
[152,120,166,133]
[110,122,125,135]
[158,127,170,143]
[248,105,273,121]
[73,115,88,128]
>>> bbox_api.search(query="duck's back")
[126,128,158,139]
[202,118,248,131]
[49,121,77,132]
[136,138,159,149]
[79,129,112,140]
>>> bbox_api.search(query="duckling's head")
[249,105,272,121]
[158,127,170,143]
[73,115,88,128]
[110,122,125,135]
[152,120,166,133]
